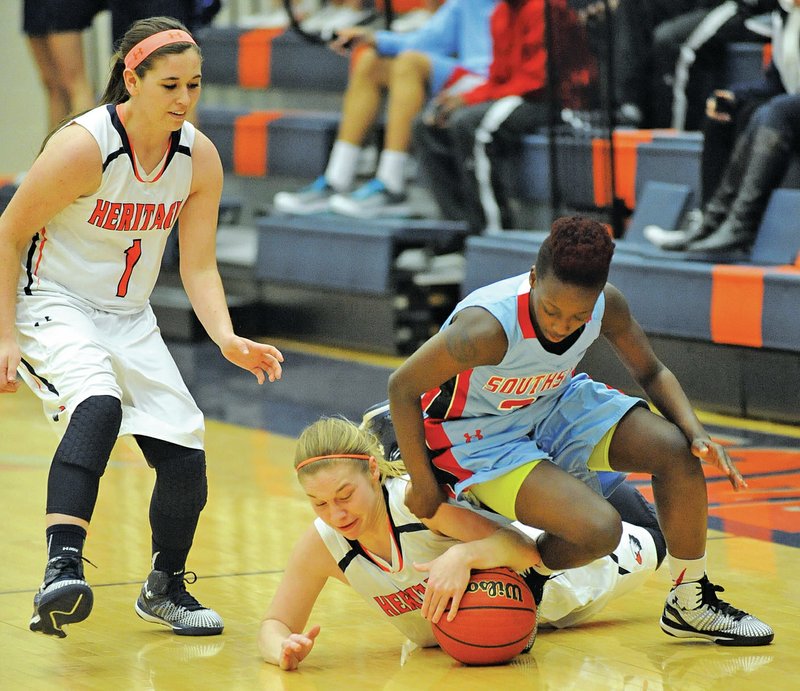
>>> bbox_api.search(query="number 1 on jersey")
[117,239,142,297]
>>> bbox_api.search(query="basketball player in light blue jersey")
[259,414,665,670]
[389,215,773,647]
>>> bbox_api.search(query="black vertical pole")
[543,0,562,224]
[601,0,626,237]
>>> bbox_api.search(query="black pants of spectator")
[692,92,800,251]
[612,0,709,121]
[107,0,196,44]
[649,4,764,130]
[700,64,785,204]
[412,97,550,234]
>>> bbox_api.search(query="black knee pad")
[137,436,208,519]
[46,395,122,518]
[53,395,122,476]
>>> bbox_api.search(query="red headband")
[296,454,374,472]
[124,29,196,70]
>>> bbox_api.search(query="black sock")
[152,548,190,576]
[46,524,87,561]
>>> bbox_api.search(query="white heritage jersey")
[19,104,194,313]
[315,476,460,647]
[314,476,660,640]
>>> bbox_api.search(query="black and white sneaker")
[30,555,94,638]
[361,400,401,462]
[135,570,223,636]
[519,568,548,653]
[660,576,774,646]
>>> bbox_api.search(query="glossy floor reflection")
[1,338,798,690]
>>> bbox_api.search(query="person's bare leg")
[383,51,431,152]
[513,460,622,569]
[26,36,69,129]
[608,407,708,560]
[48,31,95,117]
[46,513,90,530]
[337,47,391,144]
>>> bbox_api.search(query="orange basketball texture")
[432,567,537,665]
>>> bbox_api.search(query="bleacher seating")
[148,18,800,422]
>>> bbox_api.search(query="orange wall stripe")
[710,265,765,348]
[233,111,284,176]
[592,129,654,209]
[238,28,283,89]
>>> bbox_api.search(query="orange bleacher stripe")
[710,265,765,348]
[763,43,772,69]
[233,111,284,176]
[238,28,283,89]
[592,129,654,209]
[375,0,429,12]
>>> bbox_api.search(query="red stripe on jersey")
[116,106,171,183]
[421,387,440,413]
[128,139,171,183]
[433,448,473,484]
[424,416,452,451]
[517,289,537,339]
[33,227,47,281]
[359,514,403,573]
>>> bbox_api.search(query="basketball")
[432,567,537,665]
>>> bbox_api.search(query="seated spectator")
[609,0,775,130]
[273,0,497,220]
[648,93,799,254]
[645,0,800,253]
[411,0,596,235]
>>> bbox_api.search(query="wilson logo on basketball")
[467,578,525,602]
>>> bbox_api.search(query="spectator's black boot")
[644,129,753,251]
[688,127,791,253]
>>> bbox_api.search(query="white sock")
[667,554,706,586]
[324,140,361,191]
[376,149,408,194]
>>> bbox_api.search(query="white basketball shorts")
[15,292,204,449]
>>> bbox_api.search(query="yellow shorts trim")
[469,423,618,521]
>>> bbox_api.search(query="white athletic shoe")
[660,576,774,646]
[329,178,411,219]
[273,176,340,215]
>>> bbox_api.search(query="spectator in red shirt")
[411,0,596,234]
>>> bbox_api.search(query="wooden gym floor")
[1,337,799,690]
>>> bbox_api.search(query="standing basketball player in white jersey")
[0,17,283,638]
[259,413,666,670]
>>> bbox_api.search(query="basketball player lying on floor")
[258,411,666,670]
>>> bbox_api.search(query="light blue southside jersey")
[421,274,643,498]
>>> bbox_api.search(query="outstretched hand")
[279,625,321,671]
[692,437,747,491]
[221,337,284,384]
